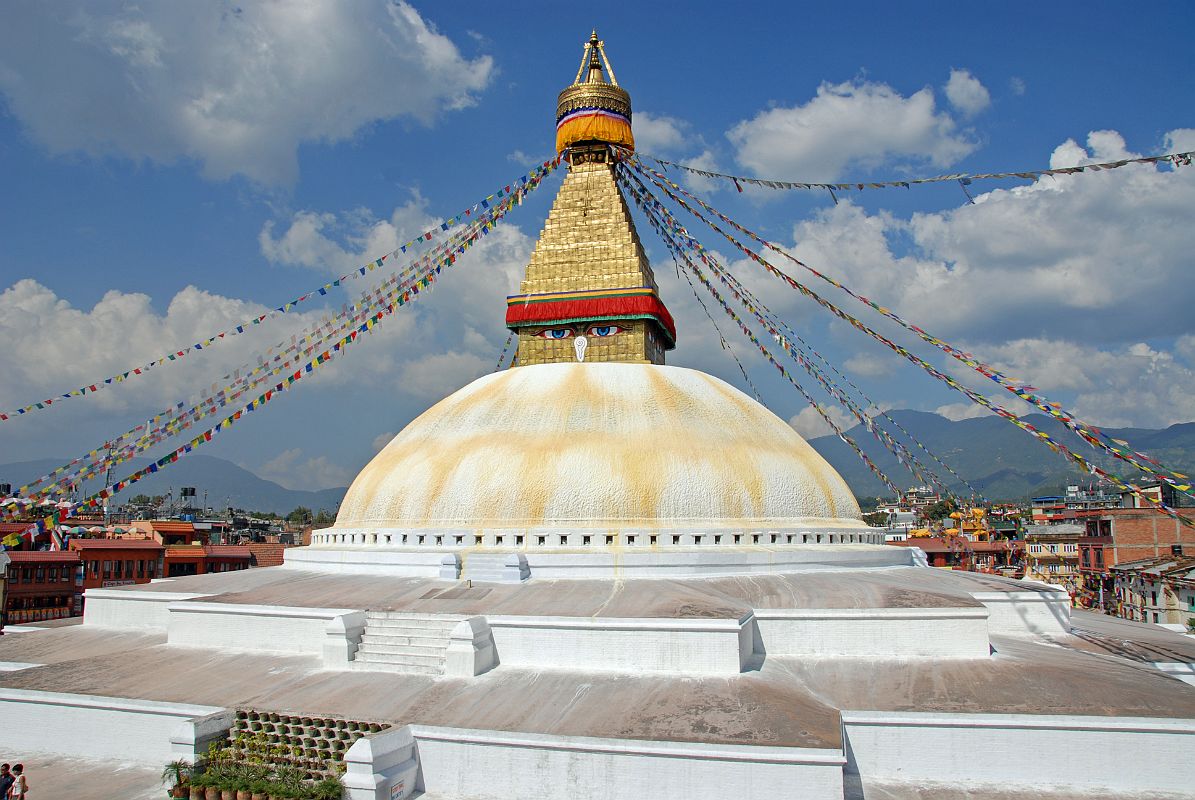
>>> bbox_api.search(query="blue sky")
[1,1,1192,493]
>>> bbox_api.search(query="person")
[6,764,24,799]
[0,764,12,799]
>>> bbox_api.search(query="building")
[70,538,165,591]
[1023,523,1083,597]
[163,544,252,577]
[0,32,1192,800]
[1111,555,1195,627]
[3,550,80,623]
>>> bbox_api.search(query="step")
[350,660,442,676]
[363,617,462,632]
[364,612,466,622]
[355,650,446,669]
[360,627,455,642]
[356,636,449,655]
[359,632,449,649]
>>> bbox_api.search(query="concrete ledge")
[487,613,752,673]
[841,710,1195,794]
[970,588,1071,636]
[82,588,212,630]
[0,688,224,764]
[285,544,916,579]
[283,547,449,576]
[167,601,360,655]
[411,725,845,800]
[754,607,990,658]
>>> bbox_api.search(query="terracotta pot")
[189,788,204,800]
[251,793,266,800]
[172,786,188,798]
[205,789,220,800]
[221,791,236,800]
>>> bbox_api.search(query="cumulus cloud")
[0,2,492,185]
[258,448,352,490]
[943,69,991,117]
[727,77,979,181]
[934,402,992,422]
[258,195,536,397]
[974,338,1195,428]
[775,130,1195,347]
[634,112,689,154]
[788,404,857,440]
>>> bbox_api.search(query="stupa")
[1,31,1193,800]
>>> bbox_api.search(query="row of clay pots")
[236,708,385,733]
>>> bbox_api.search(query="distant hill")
[0,454,346,516]
[5,412,1193,513]
[807,410,1195,501]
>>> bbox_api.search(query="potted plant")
[188,774,208,800]
[248,779,271,800]
[162,760,194,798]
[312,775,343,800]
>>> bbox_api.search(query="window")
[35,565,44,582]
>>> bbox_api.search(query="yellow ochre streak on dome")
[336,364,863,531]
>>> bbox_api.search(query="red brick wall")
[247,542,289,567]
[1109,509,1195,566]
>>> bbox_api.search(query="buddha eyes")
[537,327,574,339]
[534,325,623,339]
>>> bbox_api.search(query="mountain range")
[807,410,1195,501]
[3,411,1193,514]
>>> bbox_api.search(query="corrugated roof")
[6,550,80,562]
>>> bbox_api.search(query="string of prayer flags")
[620,170,901,496]
[619,167,951,497]
[0,155,564,423]
[638,148,1194,194]
[622,153,1194,501]
[13,156,561,524]
[617,159,1194,527]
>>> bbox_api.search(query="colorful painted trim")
[506,287,676,345]
[556,106,631,128]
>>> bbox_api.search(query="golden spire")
[556,30,634,155]
[504,32,674,366]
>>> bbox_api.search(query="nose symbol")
[574,336,588,362]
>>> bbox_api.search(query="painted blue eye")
[587,325,623,337]
[536,328,574,339]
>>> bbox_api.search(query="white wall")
[841,711,1195,794]
[487,614,750,674]
[82,588,210,630]
[969,588,1071,636]
[754,607,990,658]
[167,601,358,656]
[411,726,844,800]
[0,688,224,764]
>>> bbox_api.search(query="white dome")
[335,363,863,532]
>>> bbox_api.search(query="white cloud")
[943,69,991,117]
[770,130,1195,347]
[974,338,1195,428]
[788,404,856,440]
[934,402,991,421]
[371,431,397,453]
[1009,77,1026,96]
[260,194,438,273]
[0,2,492,185]
[727,78,978,181]
[633,112,688,154]
[258,448,352,490]
[843,352,896,379]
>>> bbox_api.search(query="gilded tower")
[505,31,676,366]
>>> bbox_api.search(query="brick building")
[70,538,165,591]
[4,550,81,623]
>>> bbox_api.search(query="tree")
[313,509,336,525]
[286,506,312,524]
[923,499,959,521]
[130,494,152,505]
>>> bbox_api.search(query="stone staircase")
[352,611,465,675]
